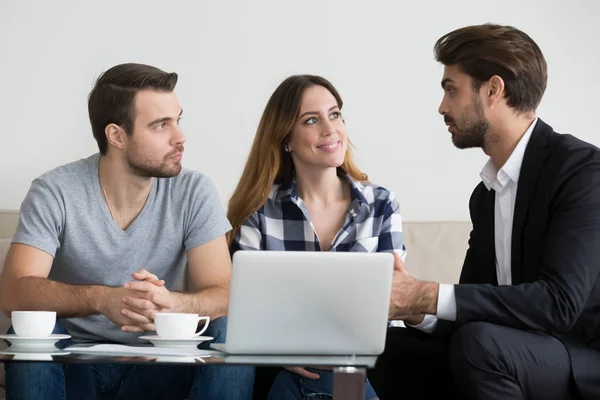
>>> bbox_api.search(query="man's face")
[438,65,491,149]
[125,90,185,178]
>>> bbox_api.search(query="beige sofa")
[0,210,471,395]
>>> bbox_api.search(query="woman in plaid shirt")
[227,75,405,400]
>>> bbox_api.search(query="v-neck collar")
[90,154,157,235]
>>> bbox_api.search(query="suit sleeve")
[454,149,600,333]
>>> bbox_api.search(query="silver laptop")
[212,250,394,356]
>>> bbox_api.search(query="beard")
[125,144,183,178]
[447,94,491,149]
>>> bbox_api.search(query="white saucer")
[0,350,70,361]
[139,335,214,348]
[0,334,71,351]
[155,355,207,363]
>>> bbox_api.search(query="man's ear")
[487,75,505,107]
[105,123,128,151]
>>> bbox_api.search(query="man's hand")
[120,269,176,333]
[97,286,154,331]
[285,367,320,380]
[403,314,426,325]
[131,269,165,287]
[388,252,438,321]
[390,256,425,325]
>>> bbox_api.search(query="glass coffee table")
[0,343,377,400]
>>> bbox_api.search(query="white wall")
[1,0,599,221]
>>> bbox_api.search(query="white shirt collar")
[480,118,538,191]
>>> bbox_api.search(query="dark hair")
[87,63,178,154]
[434,24,547,112]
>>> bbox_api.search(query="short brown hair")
[434,24,547,112]
[87,63,178,155]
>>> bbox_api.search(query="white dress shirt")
[411,118,538,333]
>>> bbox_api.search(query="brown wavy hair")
[226,75,368,245]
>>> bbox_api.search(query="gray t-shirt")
[12,153,231,344]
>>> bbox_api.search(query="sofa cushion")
[402,222,471,284]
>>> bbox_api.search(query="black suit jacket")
[439,119,600,399]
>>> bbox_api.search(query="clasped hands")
[99,269,175,333]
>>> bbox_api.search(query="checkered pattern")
[231,173,406,258]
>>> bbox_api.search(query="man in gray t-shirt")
[14,152,229,344]
[0,63,254,400]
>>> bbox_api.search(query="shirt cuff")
[437,283,457,321]
[406,314,438,333]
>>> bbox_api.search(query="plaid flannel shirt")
[231,172,406,258]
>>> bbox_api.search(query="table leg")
[333,366,366,400]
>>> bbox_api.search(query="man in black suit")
[368,24,600,400]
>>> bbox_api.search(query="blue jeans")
[267,367,377,400]
[4,317,255,400]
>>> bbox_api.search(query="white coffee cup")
[11,311,56,337]
[154,312,210,339]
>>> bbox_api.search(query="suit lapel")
[481,188,498,284]
[462,184,498,285]
[511,119,552,284]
